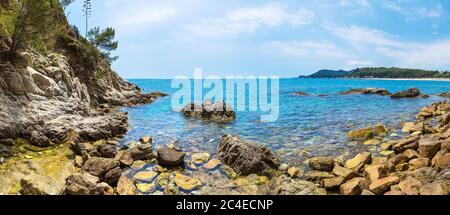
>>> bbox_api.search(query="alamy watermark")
[171,68,280,122]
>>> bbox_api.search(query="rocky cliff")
[0,0,165,147]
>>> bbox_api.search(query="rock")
[441,140,450,151]
[191,152,211,165]
[364,164,388,182]
[361,189,376,195]
[345,152,372,172]
[418,136,441,159]
[347,127,373,140]
[399,176,422,195]
[332,166,357,180]
[114,150,133,166]
[274,176,326,195]
[369,176,400,194]
[403,149,419,160]
[0,138,15,146]
[65,173,111,195]
[396,163,410,172]
[104,167,122,186]
[129,143,153,161]
[81,157,119,178]
[29,130,51,147]
[390,153,410,166]
[390,88,422,99]
[72,142,95,154]
[419,182,449,195]
[20,174,65,195]
[339,88,391,96]
[203,158,221,170]
[323,177,345,190]
[293,91,310,96]
[380,150,395,157]
[340,177,369,195]
[384,190,406,195]
[139,136,152,144]
[287,167,300,178]
[308,157,335,171]
[134,171,159,182]
[181,100,237,123]
[409,158,430,169]
[117,174,136,195]
[410,167,438,184]
[217,135,279,175]
[97,144,117,158]
[372,157,388,165]
[402,122,416,133]
[279,163,289,172]
[173,173,202,191]
[393,136,419,153]
[364,139,380,145]
[374,124,388,136]
[74,155,84,168]
[136,183,156,193]
[157,147,185,167]
[433,151,450,170]
[304,171,335,181]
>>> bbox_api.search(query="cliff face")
[0,1,165,146]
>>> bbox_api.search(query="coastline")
[360,78,450,82]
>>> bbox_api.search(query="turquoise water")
[120,78,450,164]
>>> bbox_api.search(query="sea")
[119,78,450,165]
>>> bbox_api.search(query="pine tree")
[82,0,91,38]
[87,27,119,63]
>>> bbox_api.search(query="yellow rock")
[348,127,374,140]
[287,167,300,178]
[402,122,415,133]
[374,124,388,136]
[24,155,33,159]
[364,139,381,145]
[380,150,395,157]
[191,153,211,165]
[203,159,221,170]
[173,173,202,191]
[134,171,159,182]
[136,183,155,193]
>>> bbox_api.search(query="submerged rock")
[217,135,279,176]
[293,91,310,96]
[347,127,374,140]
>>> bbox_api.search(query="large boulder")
[217,135,279,175]
[347,127,373,140]
[81,157,119,178]
[157,147,185,167]
[308,157,335,171]
[181,100,236,123]
[65,172,113,195]
[418,136,441,159]
[129,143,153,161]
[20,174,65,195]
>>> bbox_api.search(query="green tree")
[87,27,118,63]
[82,0,91,37]
[9,0,60,55]
[60,0,74,15]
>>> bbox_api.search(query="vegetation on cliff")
[301,67,450,79]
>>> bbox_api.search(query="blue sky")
[66,0,450,78]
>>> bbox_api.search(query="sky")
[66,0,450,78]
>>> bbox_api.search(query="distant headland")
[299,67,450,79]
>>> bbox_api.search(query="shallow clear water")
[120,78,450,164]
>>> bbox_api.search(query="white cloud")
[383,1,444,19]
[268,41,349,59]
[186,3,314,36]
[328,25,409,49]
[328,25,450,69]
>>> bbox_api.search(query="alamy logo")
[171,68,280,122]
